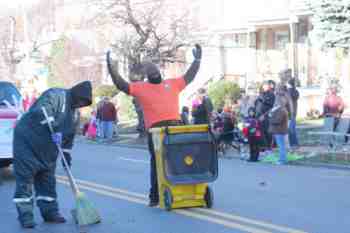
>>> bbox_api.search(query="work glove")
[52,132,63,146]
[61,152,72,168]
[192,44,202,61]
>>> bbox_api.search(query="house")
[181,0,350,118]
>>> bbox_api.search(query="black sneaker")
[18,218,36,229]
[43,213,66,223]
[148,200,159,207]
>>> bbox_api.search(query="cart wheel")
[205,186,214,208]
[163,188,173,211]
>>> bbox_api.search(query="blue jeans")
[101,121,114,139]
[288,118,299,147]
[274,134,287,164]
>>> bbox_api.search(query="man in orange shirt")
[106,44,202,206]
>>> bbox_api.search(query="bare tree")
[88,0,193,136]
[0,15,20,82]
[90,0,192,79]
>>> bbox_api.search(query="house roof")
[208,0,311,33]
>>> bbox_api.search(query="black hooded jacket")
[255,90,275,118]
[14,81,92,166]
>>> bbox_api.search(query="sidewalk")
[221,144,350,170]
[76,120,350,170]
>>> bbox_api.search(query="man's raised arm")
[184,44,202,85]
[106,51,130,94]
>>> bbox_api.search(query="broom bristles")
[75,192,101,226]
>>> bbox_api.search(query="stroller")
[215,112,248,156]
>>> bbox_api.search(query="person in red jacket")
[323,85,344,119]
[106,44,202,207]
[98,97,117,140]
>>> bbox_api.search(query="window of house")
[221,33,247,48]
[233,33,247,48]
[274,31,290,50]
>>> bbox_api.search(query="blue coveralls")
[13,89,77,222]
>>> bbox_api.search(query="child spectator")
[243,107,262,162]
[87,110,97,139]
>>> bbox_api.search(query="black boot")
[18,212,36,228]
[148,191,159,207]
[148,199,159,207]
[16,202,36,228]
[42,212,66,223]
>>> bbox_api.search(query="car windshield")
[0,83,21,106]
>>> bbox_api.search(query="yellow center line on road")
[57,178,272,233]
[58,179,148,205]
[57,175,146,199]
[192,209,307,233]
[56,176,308,233]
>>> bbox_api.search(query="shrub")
[116,93,137,121]
[94,85,119,99]
[207,80,241,109]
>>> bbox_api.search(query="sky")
[0,0,40,8]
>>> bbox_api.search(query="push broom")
[42,107,101,226]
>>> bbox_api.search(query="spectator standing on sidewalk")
[192,88,213,125]
[99,97,117,140]
[322,84,345,147]
[239,87,258,119]
[323,84,344,125]
[96,98,104,138]
[255,81,275,153]
[181,106,190,125]
[269,86,289,165]
[287,78,300,148]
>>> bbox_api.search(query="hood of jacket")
[70,81,92,108]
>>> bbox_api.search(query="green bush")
[47,76,65,88]
[117,93,137,121]
[208,80,241,109]
[94,85,119,98]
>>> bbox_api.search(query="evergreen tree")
[311,0,350,49]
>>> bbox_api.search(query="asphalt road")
[1,142,350,233]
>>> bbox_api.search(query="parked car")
[0,81,22,168]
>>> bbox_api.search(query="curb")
[291,161,350,171]
[219,154,350,171]
[76,139,148,150]
[76,139,350,171]
[109,143,148,150]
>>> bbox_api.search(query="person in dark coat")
[192,88,213,124]
[287,78,300,147]
[255,81,275,151]
[13,81,92,228]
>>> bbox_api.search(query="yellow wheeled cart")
[150,125,218,211]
